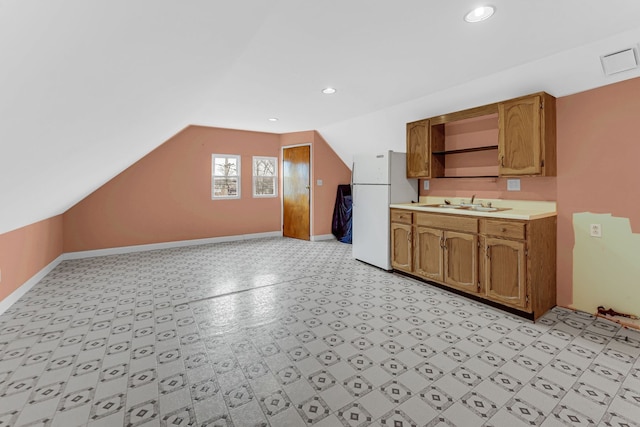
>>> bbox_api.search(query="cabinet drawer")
[415,213,478,233]
[480,219,526,240]
[391,210,413,224]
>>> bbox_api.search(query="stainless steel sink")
[467,206,511,212]
[419,204,465,209]
[418,204,511,212]
[436,204,465,209]
[467,206,501,212]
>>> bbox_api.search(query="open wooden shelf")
[432,145,498,155]
[440,175,499,179]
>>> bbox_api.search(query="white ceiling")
[2,0,640,234]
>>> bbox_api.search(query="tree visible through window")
[212,154,241,199]
[253,156,277,197]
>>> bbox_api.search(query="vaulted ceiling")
[2,0,640,234]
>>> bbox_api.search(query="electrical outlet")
[507,178,521,191]
[590,224,602,238]
[423,180,430,191]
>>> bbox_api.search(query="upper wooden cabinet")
[406,119,431,178]
[498,92,556,176]
[406,92,556,178]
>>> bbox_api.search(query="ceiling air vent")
[600,47,639,76]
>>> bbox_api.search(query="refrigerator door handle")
[351,162,355,206]
[351,162,355,186]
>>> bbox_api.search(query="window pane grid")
[252,156,277,197]
[212,154,241,199]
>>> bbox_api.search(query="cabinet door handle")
[500,156,504,167]
[486,245,490,259]
[408,231,412,242]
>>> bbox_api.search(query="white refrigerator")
[352,151,418,270]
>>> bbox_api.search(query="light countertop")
[391,196,557,220]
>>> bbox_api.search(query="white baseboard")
[0,231,283,315]
[311,234,336,242]
[0,255,64,315]
[63,231,283,260]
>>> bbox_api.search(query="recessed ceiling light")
[322,87,337,94]
[268,117,278,122]
[464,5,495,23]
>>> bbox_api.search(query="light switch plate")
[423,180,430,191]
[507,179,521,191]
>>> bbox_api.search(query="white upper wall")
[1,0,640,234]
[319,27,640,163]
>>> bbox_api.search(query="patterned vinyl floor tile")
[1,237,639,426]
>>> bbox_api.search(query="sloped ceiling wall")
[1,1,274,234]
[2,0,640,235]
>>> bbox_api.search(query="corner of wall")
[0,215,64,306]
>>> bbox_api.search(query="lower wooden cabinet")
[413,227,478,292]
[390,209,413,272]
[391,222,412,272]
[390,208,556,320]
[483,236,527,310]
[414,226,443,281]
[444,231,478,293]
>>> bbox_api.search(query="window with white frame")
[211,154,241,199]
[252,156,278,197]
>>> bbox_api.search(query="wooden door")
[406,119,430,178]
[414,226,443,281]
[283,146,310,240]
[498,95,542,175]
[485,237,527,309]
[390,223,413,272]
[443,231,478,293]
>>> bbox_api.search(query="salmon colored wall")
[279,131,352,237]
[64,126,282,251]
[421,76,640,309]
[421,177,557,202]
[556,76,640,307]
[312,131,352,235]
[8,78,640,310]
[0,215,63,301]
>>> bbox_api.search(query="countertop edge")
[390,203,557,221]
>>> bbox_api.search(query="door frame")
[281,143,313,239]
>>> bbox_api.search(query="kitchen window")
[212,154,241,199]
[252,156,278,197]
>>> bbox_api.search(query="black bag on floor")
[332,184,352,244]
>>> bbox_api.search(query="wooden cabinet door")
[414,226,443,282]
[406,119,430,178]
[485,237,528,309]
[391,223,413,272]
[443,231,478,293]
[498,95,542,175]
